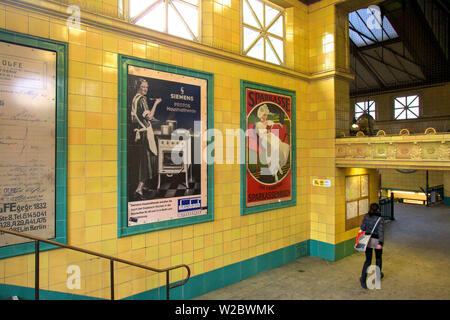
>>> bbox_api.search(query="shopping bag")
[354,230,370,252]
[354,217,381,252]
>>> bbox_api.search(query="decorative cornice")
[336,133,450,170]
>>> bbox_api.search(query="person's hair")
[368,203,380,217]
[136,78,148,91]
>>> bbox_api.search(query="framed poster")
[345,174,370,230]
[118,56,214,237]
[240,81,296,215]
[0,30,67,258]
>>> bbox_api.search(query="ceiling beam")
[351,41,387,89]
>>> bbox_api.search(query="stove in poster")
[126,65,208,226]
[244,86,295,211]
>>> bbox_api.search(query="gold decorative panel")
[336,134,450,170]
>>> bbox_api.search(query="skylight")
[349,7,398,47]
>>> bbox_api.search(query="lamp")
[351,117,359,130]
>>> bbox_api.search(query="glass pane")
[130,0,159,19]
[135,1,165,32]
[265,4,279,27]
[268,36,283,63]
[408,107,419,118]
[395,109,406,119]
[370,111,376,119]
[395,97,406,107]
[268,16,283,37]
[367,100,375,111]
[247,37,264,60]
[382,16,398,39]
[244,27,260,51]
[355,102,364,112]
[361,175,369,197]
[168,4,193,40]
[181,0,198,5]
[346,176,360,201]
[347,201,358,219]
[359,199,369,216]
[407,95,419,106]
[172,0,198,37]
[355,112,363,119]
[265,39,280,65]
[243,0,260,28]
[349,29,374,47]
[349,11,375,42]
[248,0,263,24]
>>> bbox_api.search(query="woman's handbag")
[354,217,381,252]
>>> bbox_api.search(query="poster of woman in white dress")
[244,85,295,210]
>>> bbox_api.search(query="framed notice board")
[0,30,67,258]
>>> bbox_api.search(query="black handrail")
[0,227,190,300]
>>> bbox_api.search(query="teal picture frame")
[117,55,214,238]
[240,80,297,215]
[0,30,68,258]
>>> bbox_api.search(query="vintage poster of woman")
[118,56,214,237]
[241,81,296,215]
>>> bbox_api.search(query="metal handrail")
[0,227,190,300]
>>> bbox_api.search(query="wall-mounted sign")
[312,179,331,187]
[0,31,68,257]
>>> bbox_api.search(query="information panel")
[0,40,56,246]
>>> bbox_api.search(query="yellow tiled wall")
[0,0,366,299]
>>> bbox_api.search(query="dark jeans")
[361,248,383,280]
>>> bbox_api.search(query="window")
[394,95,419,120]
[354,100,376,120]
[242,0,285,65]
[348,7,398,48]
[122,0,200,41]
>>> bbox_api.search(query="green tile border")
[0,239,357,300]
[117,55,214,238]
[0,30,68,259]
[239,80,297,215]
[444,196,450,206]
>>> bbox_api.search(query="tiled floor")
[195,203,450,300]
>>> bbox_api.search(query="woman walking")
[360,203,384,289]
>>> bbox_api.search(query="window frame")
[241,0,286,66]
[394,94,420,120]
[354,100,376,120]
[119,0,201,42]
